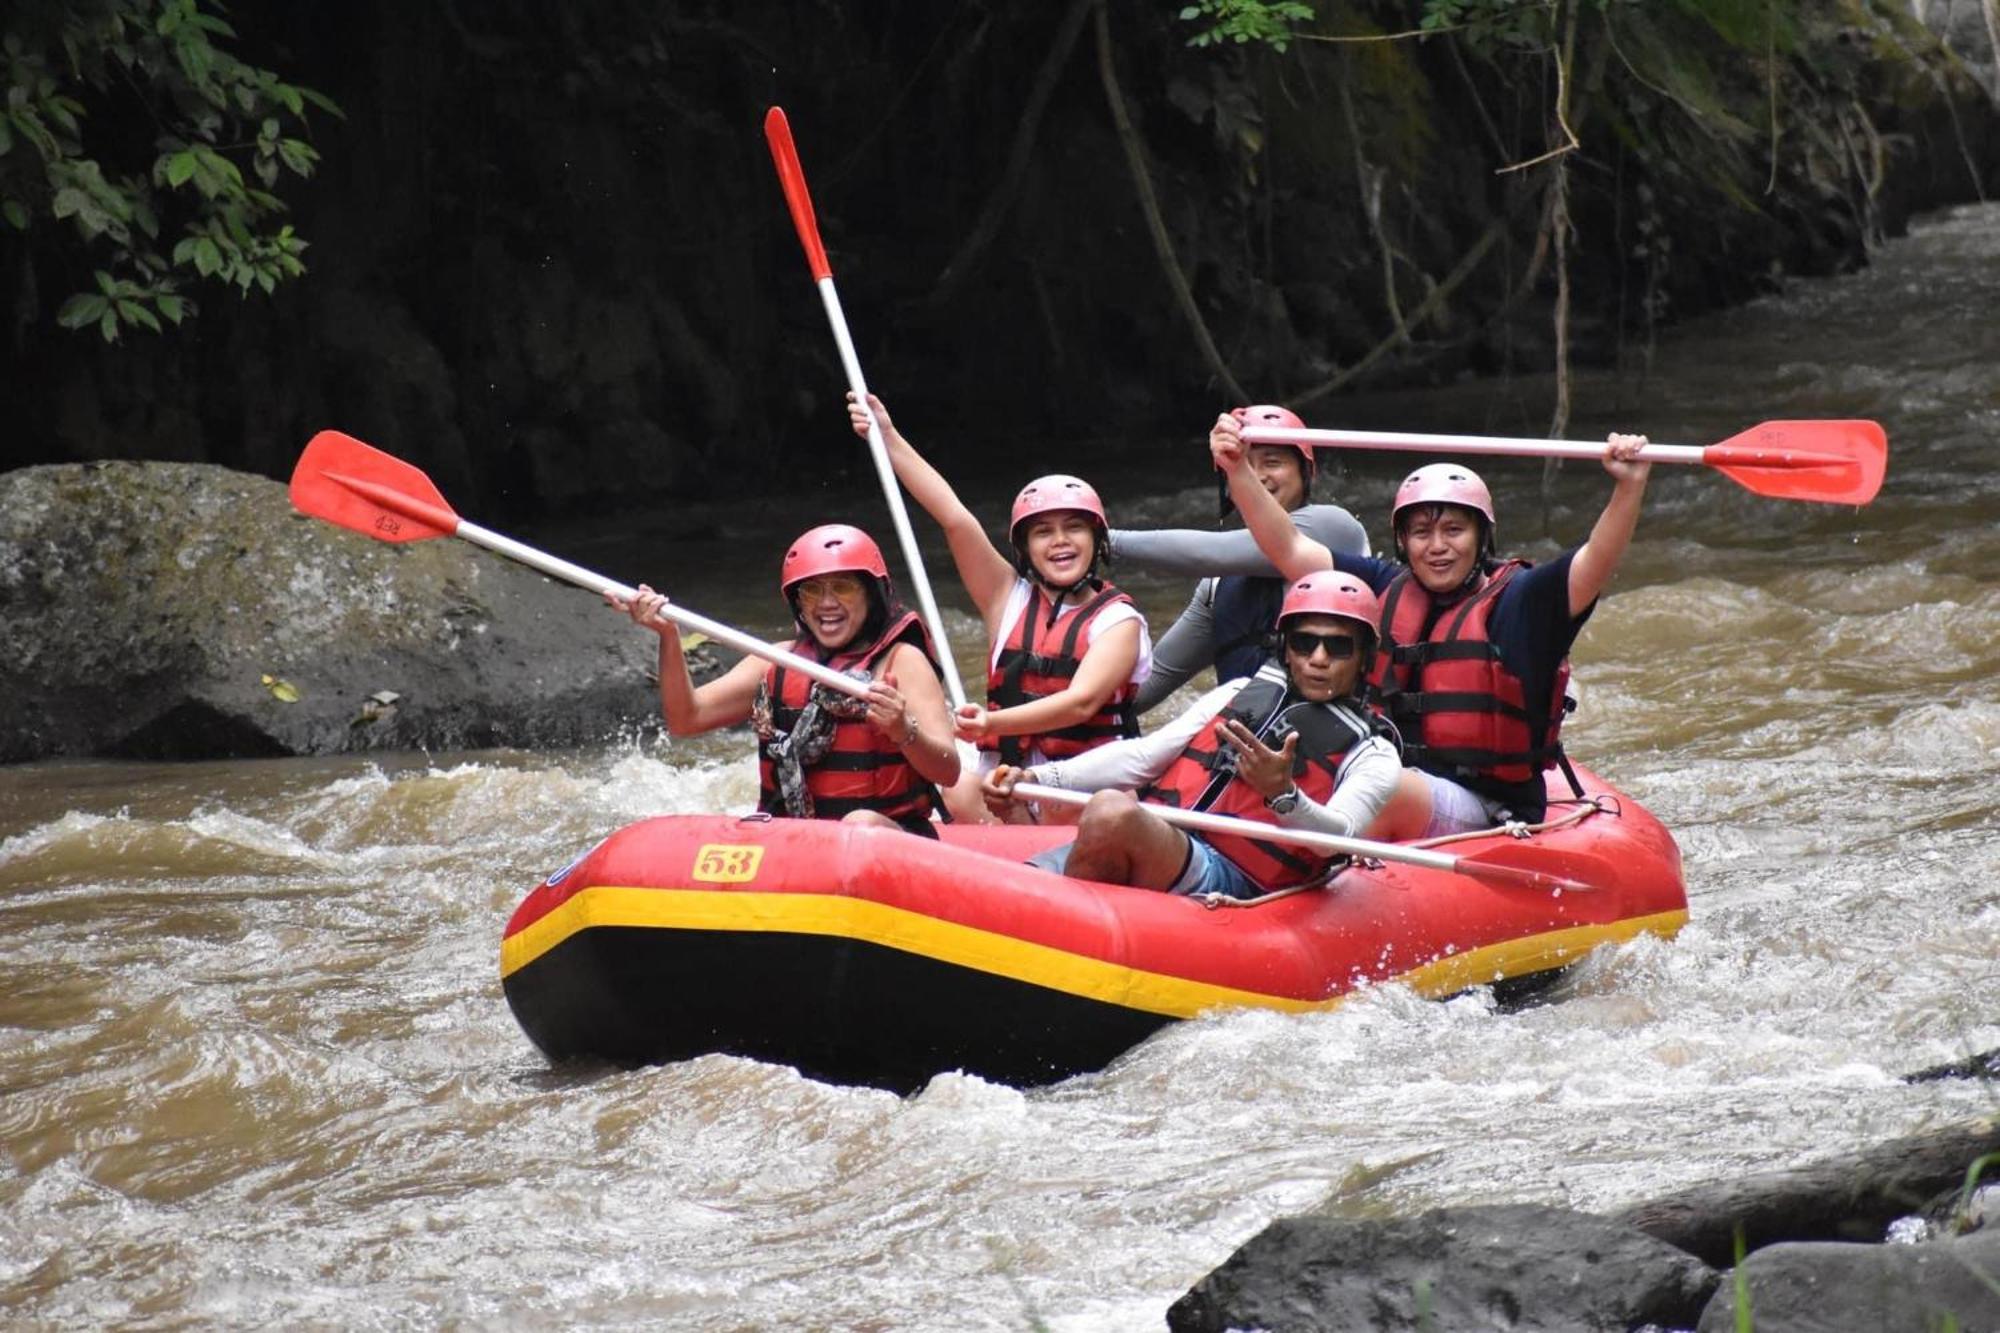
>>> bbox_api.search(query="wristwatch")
[1264,785,1301,815]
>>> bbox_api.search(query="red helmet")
[779,524,889,595]
[1391,463,1495,540]
[1009,474,1107,544]
[1277,573,1381,644]
[1231,403,1315,482]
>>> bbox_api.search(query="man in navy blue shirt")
[1211,413,1653,834]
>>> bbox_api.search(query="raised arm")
[847,392,1017,626]
[1211,413,1333,581]
[606,584,764,734]
[1566,433,1652,617]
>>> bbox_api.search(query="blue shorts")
[1025,834,1263,900]
[1168,835,1262,901]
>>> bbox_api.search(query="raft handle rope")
[1398,793,1616,853]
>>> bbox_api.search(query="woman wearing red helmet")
[1105,404,1374,712]
[846,392,1152,824]
[606,524,959,835]
[1211,411,1653,835]
[981,573,1412,897]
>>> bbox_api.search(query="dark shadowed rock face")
[1695,1231,2000,1333]
[1167,1203,1717,1333]
[0,461,722,762]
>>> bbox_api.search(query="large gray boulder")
[0,460,722,762]
[1696,1231,2000,1332]
[1167,1203,1717,1333]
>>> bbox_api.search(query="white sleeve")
[1277,736,1403,839]
[1035,681,1243,793]
[1085,599,1154,685]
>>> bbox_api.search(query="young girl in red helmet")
[607,524,960,835]
[1210,411,1654,836]
[846,392,1151,824]
[982,573,1411,897]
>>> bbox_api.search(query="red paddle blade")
[764,107,831,281]
[1453,840,1614,895]
[290,431,460,543]
[1702,419,1886,506]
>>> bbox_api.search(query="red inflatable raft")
[500,765,1686,1091]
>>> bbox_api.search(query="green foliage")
[1179,0,1317,52]
[1,0,338,342]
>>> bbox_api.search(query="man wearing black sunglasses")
[981,574,1410,900]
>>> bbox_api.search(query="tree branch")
[1093,0,1248,403]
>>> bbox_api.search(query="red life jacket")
[1141,665,1383,892]
[983,581,1142,766]
[1368,560,1571,819]
[755,609,941,829]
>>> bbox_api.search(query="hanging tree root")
[1290,216,1505,409]
[927,0,1097,307]
[1094,0,1248,403]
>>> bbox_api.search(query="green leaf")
[156,293,186,323]
[277,138,317,175]
[193,236,222,275]
[95,269,116,295]
[2,200,27,230]
[97,306,118,341]
[51,187,85,219]
[0,117,11,156]
[125,301,162,332]
[299,86,343,118]
[57,293,109,329]
[166,150,198,186]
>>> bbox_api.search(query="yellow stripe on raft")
[500,886,1688,1021]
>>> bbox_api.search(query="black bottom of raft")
[503,924,1175,1094]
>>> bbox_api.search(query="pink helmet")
[1009,474,1107,543]
[1391,462,1495,537]
[780,524,889,595]
[1277,573,1381,643]
[1232,403,1315,482]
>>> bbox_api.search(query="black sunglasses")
[1284,630,1358,660]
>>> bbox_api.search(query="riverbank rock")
[1611,1114,2000,1267]
[1695,1231,2000,1333]
[0,460,724,762]
[1165,1203,1716,1333]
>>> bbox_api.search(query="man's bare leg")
[1061,790,1193,890]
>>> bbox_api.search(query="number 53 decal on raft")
[692,844,765,883]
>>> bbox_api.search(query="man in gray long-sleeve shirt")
[1108,405,1372,711]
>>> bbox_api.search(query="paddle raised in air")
[1240,419,1887,506]
[288,430,872,701]
[764,105,968,709]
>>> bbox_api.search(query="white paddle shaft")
[1011,781,1463,873]
[816,277,970,710]
[454,519,870,700]
[1241,425,1702,464]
